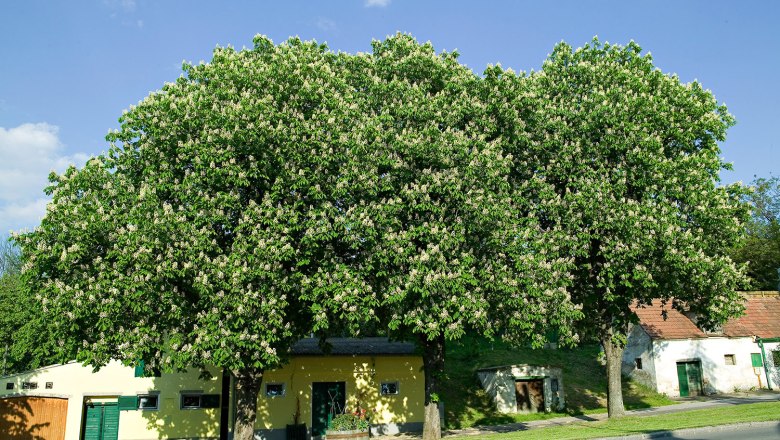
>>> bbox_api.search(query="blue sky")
[1,0,778,235]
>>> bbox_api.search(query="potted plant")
[286,396,307,440]
[324,407,370,440]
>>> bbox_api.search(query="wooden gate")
[0,396,68,440]
[515,379,545,412]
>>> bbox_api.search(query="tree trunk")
[602,330,626,418]
[421,333,445,440]
[232,367,264,440]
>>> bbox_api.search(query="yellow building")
[0,338,424,440]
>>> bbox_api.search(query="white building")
[623,292,780,397]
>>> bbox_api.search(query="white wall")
[650,337,767,396]
[760,341,780,390]
[622,325,657,390]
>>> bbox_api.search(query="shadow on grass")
[441,335,676,430]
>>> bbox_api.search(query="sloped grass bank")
[441,335,676,429]
[465,401,780,439]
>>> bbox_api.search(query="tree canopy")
[12,34,750,439]
[15,35,373,438]
[526,38,749,416]
[732,176,780,290]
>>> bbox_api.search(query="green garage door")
[82,402,119,440]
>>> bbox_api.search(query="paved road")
[673,423,780,440]
[606,421,780,440]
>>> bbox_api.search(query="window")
[45,382,53,389]
[724,354,736,365]
[22,382,38,390]
[5,383,13,390]
[751,353,764,368]
[380,381,399,395]
[635,358,643,370]
[181,393,220,409]
[138,394,159,410]
[265,383,285,397]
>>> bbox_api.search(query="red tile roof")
[633,293,780,340]
[727,294,780,339]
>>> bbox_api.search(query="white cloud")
[365,0,391,7]
[316,17,337,32]
[104,0,136,13]
[0,123,89,234]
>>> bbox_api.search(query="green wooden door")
[686,362,703,396]
[676,363,689,397]
[311,382,345,437]
[82,402,119,440]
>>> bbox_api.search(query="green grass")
[460,401,780,439]
[441,335,677,429]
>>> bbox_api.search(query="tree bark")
[421,333,445,440]
[602,330,626,418]
[232,367,264,440]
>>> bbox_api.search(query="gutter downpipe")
[757,337,780,391]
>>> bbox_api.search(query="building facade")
[0,338,424,440]
[623,292,780,397]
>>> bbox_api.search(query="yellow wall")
[0,354,423,439]
[256,355,424,430]
[0,360,222,440]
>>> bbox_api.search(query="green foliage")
[14,35,371,374]
[732,176,780,290]
[524,38,749,336]
[328,412,370,432]
[334,34,580,350]
[0,240,59,375]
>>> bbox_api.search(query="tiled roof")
[633,300,708,340]
[726,294,780,339]
[634,293,780,340]
[290,337,416,356]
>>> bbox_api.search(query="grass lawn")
[458,401,780,439]
[442,334,677,429]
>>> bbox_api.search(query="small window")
[5,383,13,390]
[380,381,399,395]
[773,349,780,366]
[22,382,38,390]
[635,358,643,370]
[138,394,159,410]
[724,354,736,365]
[45,382,53,389]
[551,378,559,392]
[265,383,285,397]
[181,393,220,409]
[751,353,764,368]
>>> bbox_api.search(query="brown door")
[515,379,545,412]
[0,396,68,440]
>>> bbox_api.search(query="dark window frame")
[265,383,285,397]
[380,381,400,395]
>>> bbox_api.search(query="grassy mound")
[441,334,676,429]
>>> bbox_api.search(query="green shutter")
[101,404,120,440]
[202,394,220,408]
[82,405,103,440]
[134,360,145,377]
[751,353,764,367]
[117,395,138,410]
